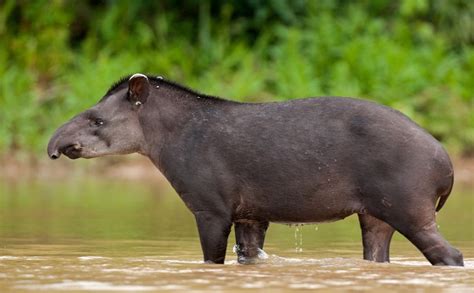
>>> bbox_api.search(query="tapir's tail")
[436,171,454,212]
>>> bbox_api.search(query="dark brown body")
[47,74,463,266]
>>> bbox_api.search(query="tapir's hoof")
[235,246,269,264]
[432,248,464,266]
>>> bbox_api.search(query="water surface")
[1,178,473,291]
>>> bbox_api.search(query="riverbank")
[1,154,473,188]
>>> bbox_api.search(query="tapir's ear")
[128,73,150,105]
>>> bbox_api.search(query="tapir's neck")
[137,82,236,170]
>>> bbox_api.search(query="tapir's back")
[221,97,444,167]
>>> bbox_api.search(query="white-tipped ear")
[128,73,150,104]
[129,73,148,81]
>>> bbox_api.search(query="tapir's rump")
[48,74,462,266]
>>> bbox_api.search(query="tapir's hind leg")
[358,214,395,262]
[367,197,464,266]
[389,218,463,266]
[234,221,269,264]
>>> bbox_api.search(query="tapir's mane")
[104,74,226,102]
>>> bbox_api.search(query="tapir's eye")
[93,118,104,127]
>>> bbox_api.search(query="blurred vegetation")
[0,0,473,156]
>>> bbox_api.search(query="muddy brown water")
[0,178,473,292]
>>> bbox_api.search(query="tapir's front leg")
[194,211,232,264]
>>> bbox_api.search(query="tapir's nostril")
[50,150,60,160]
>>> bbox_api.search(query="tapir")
[47,73,463,266]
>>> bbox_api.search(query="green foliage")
[0,0,473,155]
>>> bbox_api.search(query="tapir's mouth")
[60,143,83,160]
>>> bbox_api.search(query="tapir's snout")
[47,120,83,160]
[47,131,63,160]
[48,135,83,160]
[47,137,68,160]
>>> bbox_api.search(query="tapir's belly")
[263,202,359,224]
[236,186,362,223]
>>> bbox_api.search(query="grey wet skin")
[47,73,463,266]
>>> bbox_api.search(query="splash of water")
[232,245,269,264]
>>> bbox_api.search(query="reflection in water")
[0,178,473,291]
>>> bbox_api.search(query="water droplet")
[294,225,303,253]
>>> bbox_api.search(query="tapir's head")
[47,73,151,160]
